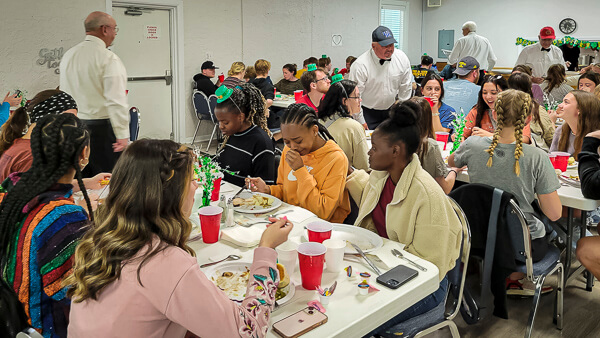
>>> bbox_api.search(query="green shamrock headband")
[307,63,317,72]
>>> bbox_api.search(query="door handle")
[128,70,172,85]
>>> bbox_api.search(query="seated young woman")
[248,103,351,223]
[318,77,370,171]
[578,70,600,93]
[420,72,456,134]
[221,61,245,89]
[348,100,461,335]
[539,64,575,103]
[0,89,107,188]
[409,97,461,194]
[274,64,303,94]
[508,72,555,150]
[214,84,275,186]
[66,139,293,337]
[0,114,94,337]
[463,74,509,139]
[449,90,562,294]
[549,90,600,157]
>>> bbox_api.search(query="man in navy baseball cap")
[372,26,397,47]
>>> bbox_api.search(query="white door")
[111,6,173,140]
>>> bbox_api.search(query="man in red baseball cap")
[515,26,566,83]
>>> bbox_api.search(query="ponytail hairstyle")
[475,74,508,128]
[227,61,246,77]
[545,64,567,93]
[508,72,546,137]
[486,89,532,176]
[281,103,334,142]
[558,90,600,159]
[0,89,73,155]
[0,113,91,267]
[408,97,433,163]
[283,64,298,76]
[318,79,357,120]
[377,100,422,161]
[65,139,196,302]
[216,83,271,152]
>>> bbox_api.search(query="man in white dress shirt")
[349,26,412,129]
[515,26,565,84]
[448,21,497,72]
[60,11,129,177]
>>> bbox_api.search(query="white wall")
[422,0,600,68]
[0,0,104,96]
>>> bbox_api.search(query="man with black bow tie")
[516,26,566,84]
[349,26,411,129]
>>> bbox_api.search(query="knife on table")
[350,242,382,276]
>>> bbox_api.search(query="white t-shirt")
[448,32,497,70]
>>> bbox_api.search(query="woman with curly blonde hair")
[449,89,562,295]
[66,139,293,337]
[222,61,246,88]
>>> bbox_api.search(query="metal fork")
[391,249,427,272]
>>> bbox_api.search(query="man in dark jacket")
[193,61,220,97]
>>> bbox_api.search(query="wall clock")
[559,18,577,34]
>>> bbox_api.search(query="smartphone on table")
[272,306,328,338]
[376,264,419,289]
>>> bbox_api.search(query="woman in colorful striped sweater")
[0,113,93,338]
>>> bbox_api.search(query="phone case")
[272,306,328,338]
[376,264,419,289]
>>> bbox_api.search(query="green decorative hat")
[331,73,343,84]
[215,85,233,103]
[333,68,339,75]
[307,63,317,72]
[322,54,327,58]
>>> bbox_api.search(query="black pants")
[362,106,390,130]
[81,119,121,178]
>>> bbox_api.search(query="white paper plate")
[567,162,578,169]
[233,192,282,214]
[303,223,383,254]
[204,261,294,305]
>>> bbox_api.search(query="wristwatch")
[432,113,440,117]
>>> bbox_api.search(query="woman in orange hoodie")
[248,103,351,223]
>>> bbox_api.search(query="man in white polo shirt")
[516,26,565,84]
[448,21,497,73]
[349,26,412,129]
[60,11,129,177]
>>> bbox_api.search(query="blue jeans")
[364,276,449,337]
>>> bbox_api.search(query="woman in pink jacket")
[66,139,292,338]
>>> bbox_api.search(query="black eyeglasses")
[101,25,119,33]
[348,94,361,99]
[315,77,329,83]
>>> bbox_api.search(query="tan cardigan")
[320,115,370,171]
[347,154,462,281]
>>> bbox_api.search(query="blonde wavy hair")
[64,139,196,302]
[227,61,246,77]
[485,89,531,176]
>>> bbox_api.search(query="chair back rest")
[129,107,140,141]
[208,94,218,122]
[0,278,28,337]
[193,90,211,119]
[16,328,44,338]
[505,199,534,278]
[446,197,471,321]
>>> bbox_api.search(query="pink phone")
[272,306,328,338]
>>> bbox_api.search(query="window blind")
[380,5,405,51]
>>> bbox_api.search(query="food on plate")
[275,263,290,300]
[568,157,576,166]
[233,194,274,209]
[213,267,250,299]
[569,175,580,181]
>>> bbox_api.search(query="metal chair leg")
[192,119,202,145]
[556,264,564,330]
[206,124,218,151]
[525,275,547,338]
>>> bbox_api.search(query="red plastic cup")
[211,177,222,202]
[424,97,436,108]
[199,206,223,244]
[297,242,327,290]
[306,221,333,243]
[435,132,450,150]
[294,90,303,101]
[548,154,557,168]
[551,152,569,172]
[218,74,225,83]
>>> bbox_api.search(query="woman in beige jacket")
[348,101,462,336]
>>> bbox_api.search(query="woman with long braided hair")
[214,83,275,186]
[248,103,351,222]
[66,139,293,337]
[0,113,93,337]
[449,89,562,296]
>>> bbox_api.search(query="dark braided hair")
[216,83,271,152]
[282,103,334,142]
[318,79,357,120]
[377,100,422,161]
[0,113,91,266]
